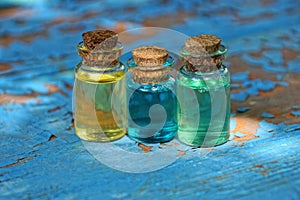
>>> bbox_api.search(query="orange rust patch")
[0,7,33,18]
[231,117,259,142]
[253,164,264,168]
[113,21,128,33]
[45,83,67,96]
[0,31,48,46]
[118,28,158,45]
[48,106,61,113]
[65,83,73,90]
[82,10,99,20]
[143,11,195,27]
[260,169,269,176]
[58,24,85,33]
[248,48,267,59]
[67,118,74,131]
[0,93,37,105]
[160,142,180,147]
[0,156,33,168]
[261,0,276,6]
[233,12,275,24]
[45,84,61,93]
[48,134,57,141]
[138,143,153,153]
[253,164,269,176]
[49,17,67,25]
[177,150,186,156]
[171,142,179,146]
[282,48,300,62]
[0,83,68,105]
[0,63,11,72]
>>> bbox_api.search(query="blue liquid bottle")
[127,46,178,143]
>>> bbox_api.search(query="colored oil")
[73,63,127,142]
[177,66,230,147]
[127,81,177,143]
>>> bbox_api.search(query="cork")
[82,30,118,51]
[132,46,168,67]
[185,34,221,54]
[78,30,122,66]
[129,46,171,84]
[183,34,224,73]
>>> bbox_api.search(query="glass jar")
[73,41,127,142]
[127,47,178,143]
[176,38,230,147]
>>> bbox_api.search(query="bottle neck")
[180,44,227,73]
[77,41,123,67]
[75,61,126,84]
[78,60,125,73]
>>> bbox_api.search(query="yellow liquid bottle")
[73,41,127,142]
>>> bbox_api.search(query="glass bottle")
[73,30,127,142]
[176,34,230,147]
[127,46,178,143]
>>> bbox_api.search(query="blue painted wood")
[1,0,300,199]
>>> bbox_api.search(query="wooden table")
[1,0,300,199]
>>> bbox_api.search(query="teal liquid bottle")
[176,34,230,147]
[127,46,178,143]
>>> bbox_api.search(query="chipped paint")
[231,117,260,142]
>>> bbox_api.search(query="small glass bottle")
[73,30,127,142]
[177,34,230,147]
[127,46,178,143]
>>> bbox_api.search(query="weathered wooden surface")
[1,0,300,199]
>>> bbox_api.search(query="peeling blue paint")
[287,57,300,73]
[231,70,289,102]
[237,107,251,113]
[291,110,300,117]
[276,81,289,87]
[234,132,246,138]
[231,71,249,82]
[261,112,275,118]
[231,91,249,102]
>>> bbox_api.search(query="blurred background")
[1,0,299,122]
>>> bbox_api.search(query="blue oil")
[128,83,178,143]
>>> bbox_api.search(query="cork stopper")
[129,46,171,84]
[82,30,118,51]
[132,46,168,67]
[185,34,221,54]
[78,30,122,66]
[183,34,224,73]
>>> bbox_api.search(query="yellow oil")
[73,64,127,142]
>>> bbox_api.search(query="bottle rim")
[77,41,124,54]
